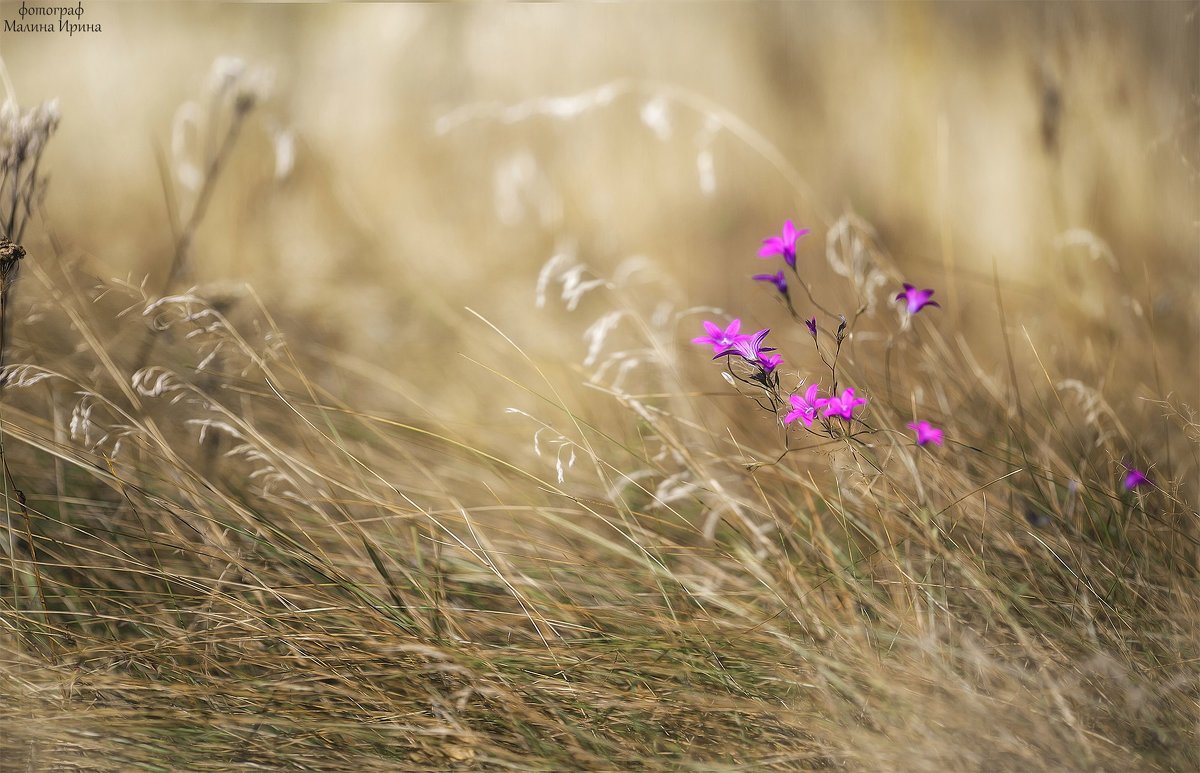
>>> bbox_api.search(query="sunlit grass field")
[1,4,1197,771]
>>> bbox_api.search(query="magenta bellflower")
[1123,468,1150,491]
[753,270,788,296]
[783,383,821,427]
[757,352,783,374]
[713,327,773,362]
[693,319,751,354]
[896,284,940,315]
[815,387,868,422]
[758,220,809,269]
[907,421,944,446]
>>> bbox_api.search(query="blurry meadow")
[1,2,1198,771]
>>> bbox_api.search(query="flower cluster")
[695,219,943,443]
[691,218,1156,503]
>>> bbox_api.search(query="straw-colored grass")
[2,7,1198,770]
[2,212,1195,770]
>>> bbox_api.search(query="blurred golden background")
[2,1,1196,413]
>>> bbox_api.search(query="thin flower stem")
[747,445,794,471]
[781,293,806,324]
[828,336,844,395]
[790,266,838,318]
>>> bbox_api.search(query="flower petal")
[758,238,784,257]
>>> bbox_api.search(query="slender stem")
[6,153,22,240]
[15,149,46,244]
[163,110,247,292]
[136,108,248,370]
[0,164,12,237]
[790,266,838,318]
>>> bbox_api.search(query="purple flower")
[758,352,783,374]
[758,220,810,269]
[895,283,941,315]
[714,327,773,362]
[805,316,817,337]
[692,319,751,354]
[815,387,868,422]
[907,421,944,446]
[753,271,788,296]
[783,383,821,427]
[1123,468,1150,491]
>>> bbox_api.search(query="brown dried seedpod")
[0,239,26,291]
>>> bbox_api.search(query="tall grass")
[2,30,1198,773]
